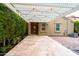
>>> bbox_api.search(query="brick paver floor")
[5,36,77,56]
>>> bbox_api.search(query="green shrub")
[74,21,79,33]
[0,3,28,53]
[0,45,14,53]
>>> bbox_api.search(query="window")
[42,23,46,31]
[55,23,61,32]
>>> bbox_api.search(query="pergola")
[4,3,79,22]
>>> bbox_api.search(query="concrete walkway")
[5,36,77,56]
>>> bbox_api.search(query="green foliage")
[0,45,14,53]
[74,21,79,33]
[0,3,28,53]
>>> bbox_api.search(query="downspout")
[67,18,68,36]
[63,17,68,36]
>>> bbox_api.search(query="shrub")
[0,45,14,53]
[74,21,79,33]
[0,3,28,53]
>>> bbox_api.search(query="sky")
[66,10,79,17]
[0,0,79,3]
[66,10,79,21]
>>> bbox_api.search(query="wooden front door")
[30,22,39,35]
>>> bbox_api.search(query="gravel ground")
[50,36,79,55]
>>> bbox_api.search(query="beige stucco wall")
[39,22,48,35]
[47,17,66,36]
[47,17,74,36]
[28,17,74,36]
[67,20,74,35]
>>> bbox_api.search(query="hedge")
[0,3,28,53]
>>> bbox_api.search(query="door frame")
[30,22,39,35]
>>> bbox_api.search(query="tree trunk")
[8,39,10,45]
[13,39,16,44]
[3,39,6,47]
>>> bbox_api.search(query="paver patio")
[5,36,77,56]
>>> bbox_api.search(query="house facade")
[5,3,77,36]
[28,17,74,36]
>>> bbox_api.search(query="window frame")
[41,23,46,31]
[55,23,61,32]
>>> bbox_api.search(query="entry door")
[31,22,39,35]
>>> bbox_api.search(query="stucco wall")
[39,23,48,35]
[28,17,74,36]
[67,20,74,35]
[47,17,74,36]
